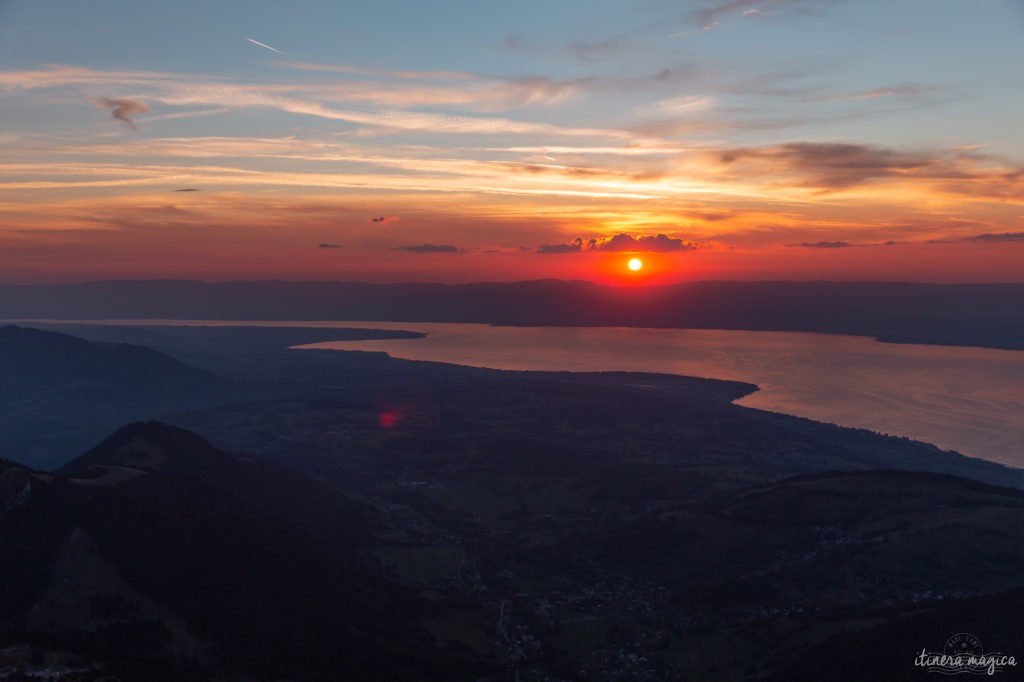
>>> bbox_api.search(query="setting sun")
[628,258,643,271]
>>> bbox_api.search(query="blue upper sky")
[3,0,1021,149]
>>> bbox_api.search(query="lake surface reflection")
[297,323,1024,467]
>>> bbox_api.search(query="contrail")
[244,36,286,56]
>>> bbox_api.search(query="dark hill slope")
[0,326,231,468]
[767,583,1024,681]
[170,362,1024,680]
[578,469,1024,679]
[61,421,373,547]
[0,324,214,390]
[26,323,427,370]
[0,422,476,681]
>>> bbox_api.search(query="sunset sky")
[1,0,1023,283]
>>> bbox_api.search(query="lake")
[293,322,1024,467]
[11,318,1023,467]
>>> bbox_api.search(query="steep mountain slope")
[61,421,374,549]
[0,422,477,681]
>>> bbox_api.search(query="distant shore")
[1,279,1022,351]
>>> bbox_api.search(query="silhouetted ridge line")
[2,280,1021,349]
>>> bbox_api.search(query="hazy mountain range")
[2,279,1022,349]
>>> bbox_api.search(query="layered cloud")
[1,16,1023,286]
[0,63,606,139]
[709,142,1024,201]
[717,142,933,189]
[393,244,464,253]
[962,232,1024,242]
[791,241,856,248]
[538,233,698,254]
[597,233,698,252]
[4,131,1022,211]
[536,238,585,254]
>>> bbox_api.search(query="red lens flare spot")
[378,409,403,428]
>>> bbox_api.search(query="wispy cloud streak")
[0,64,620,138]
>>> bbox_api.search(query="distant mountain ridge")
[0,326,230,467]
[2,279,1022,349]
[0,324,215,389]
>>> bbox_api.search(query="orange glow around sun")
[628,258,643,271]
